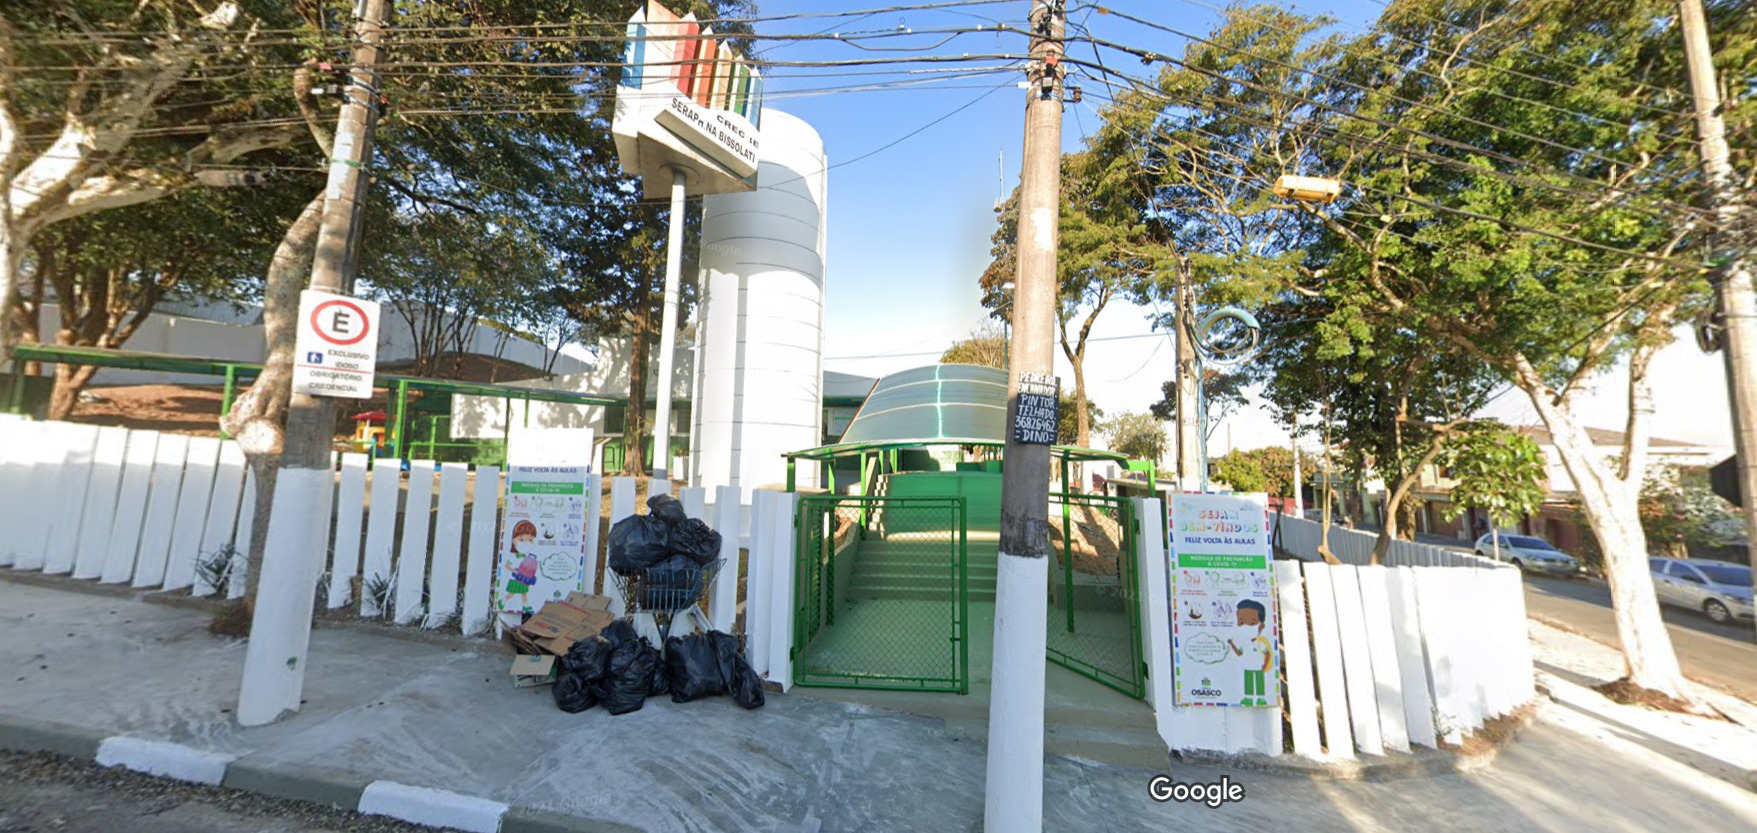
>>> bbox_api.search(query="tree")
[1640,464,1745,558]
[1288,0,1754,700]
[1,1,311,366]
[1076,6,1340,486]
[1440,424,1548,562]
[1212,446,1307,496]
[980,151,1161,451]
[940,322,1009,369]
[1148,367,1249,440]
[1058,392,1101,446]
[1104,411,1166,462]
[16,182,310,418]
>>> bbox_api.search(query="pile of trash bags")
[608,494,724,610]
[552,622,764,714]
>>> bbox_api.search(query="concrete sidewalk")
[2,576,1755,833]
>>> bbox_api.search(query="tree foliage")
[1104,411,1166,462]
[1212,445,1309,497]
[1439,425,1548,531]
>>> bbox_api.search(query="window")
[1505,535,1555,550]
[1667,563,1705,584]
[1695,563,1752,586]
[1650,558,1670,573]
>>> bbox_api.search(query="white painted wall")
[691,108,828,493]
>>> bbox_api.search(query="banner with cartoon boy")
[1169,492,1279,707]
[497,466,590,614]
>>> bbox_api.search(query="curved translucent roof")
[787,363,1127,463]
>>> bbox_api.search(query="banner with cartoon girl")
[1168,492,1279,708]
[497,466,590,614]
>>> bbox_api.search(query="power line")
[1068,12,1692,187]
[1062,61,1710,259]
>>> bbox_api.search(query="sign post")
[291,289,380,399]
[1168,492,1279,707]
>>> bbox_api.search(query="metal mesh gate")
[1047,493,1145,698]
[793,495,968,693]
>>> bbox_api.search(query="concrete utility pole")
[1173,257,1201,490]
[651,165,689,482]
[238,0,389,727]
[985,2,1063,830]
[1679,0,1757,635]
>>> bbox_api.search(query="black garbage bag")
[670,518,723,566]
[552,671,597,713]
[598,618,638,650]
[666,633,726,703]
[609,513,671,576]
[647,493,689,526]
[643,555,703,610]
[561,634,615,678]
[593,638,660,715]
[709,630,765,709]
[648,647,672,697]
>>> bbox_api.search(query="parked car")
[1473,533,1581,576]
[1648,557,1755,625]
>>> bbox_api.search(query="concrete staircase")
[846,531,1000,603]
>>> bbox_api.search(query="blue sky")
[742,0,1737,454]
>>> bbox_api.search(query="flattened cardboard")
[534,609,616,656]
[565,592,613,611]
[518,601,590,640]
[511,654,557,688]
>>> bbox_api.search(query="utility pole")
[1679,0,1757,637]
[985,2,1062,830]
[1173,256,1201,491]
[238,0,390,727]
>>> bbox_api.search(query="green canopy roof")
[787,363,1127,463]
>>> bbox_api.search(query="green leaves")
[1440,424,1548,528]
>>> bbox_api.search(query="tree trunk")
[221,193,323,601]
[1372,429,1448,564]
[621,290,653,477]
[1513,361,1688,699]
[46,363,98,420]
[0,221,20,367]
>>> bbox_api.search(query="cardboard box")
[518,598,616,656]
[510,654,557,688]
[565,592,613,611]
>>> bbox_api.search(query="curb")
[1168,705,1540,782]
[0,716,653,832]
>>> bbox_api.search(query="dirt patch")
[68,384,228,436]
[1450,704,1538,756]
[1593,677,1732,720]
[207,598,254,638]
[1048,503,1123,574]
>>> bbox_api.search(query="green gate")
[1047,492,1145,698]
[793,495,969,693]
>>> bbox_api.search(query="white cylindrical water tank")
[691,109,828,492]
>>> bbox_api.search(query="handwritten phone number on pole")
[1013,391,1059,445]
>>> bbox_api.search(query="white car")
[1473,533,1581,576]
[1649,557,1755,625]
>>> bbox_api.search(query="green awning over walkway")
[786,363,1127,464]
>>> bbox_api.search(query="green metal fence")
[1047,492,1145,698]
[793,495,969,694]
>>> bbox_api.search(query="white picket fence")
[1273,512,1508,569]
[0,416,801,684]
[1137,499,1536,760]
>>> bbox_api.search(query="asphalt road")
[1521,574,1757,700]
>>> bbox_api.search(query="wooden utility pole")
[238,0,390,727]
[1679,0,1757,636]
[985,2,1063,830]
